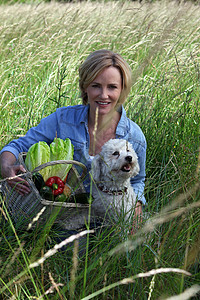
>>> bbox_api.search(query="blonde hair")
[79,49,132,105]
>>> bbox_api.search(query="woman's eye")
[109,85,117,89]
[112,151,120,156]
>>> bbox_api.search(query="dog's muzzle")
[121,156,133,172]
[125,156,132,163]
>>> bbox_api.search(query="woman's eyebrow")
[92,81,120,85]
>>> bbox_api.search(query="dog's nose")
[125,156,132,163]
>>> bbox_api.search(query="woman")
[0,49,146,225]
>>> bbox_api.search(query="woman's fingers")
[131,202,143,235]
[6,165,31,195]
[8,178,31,195]
[18,164,27,174]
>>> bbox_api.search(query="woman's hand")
[0,152,31,195]
[131,201,143,235]
[5,165,31,196]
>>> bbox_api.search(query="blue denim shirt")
[0,105,147,204]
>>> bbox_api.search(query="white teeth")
[97,101,109,105]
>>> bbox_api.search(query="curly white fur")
[58,139,140,230]
[91,139,140,224]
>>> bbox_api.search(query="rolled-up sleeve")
[0,112,58,159]
[116,106,147,206]
[130,140,147,205]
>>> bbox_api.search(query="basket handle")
[31,160,87,180]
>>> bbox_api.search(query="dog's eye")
[112,151,120,156]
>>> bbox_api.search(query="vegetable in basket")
[32,173,45,191]
[54,193,68,202]
[25,141,51,181]
[40,177,71,202]
[49,138,74,182]
[45,176,65,196]
[25,138,74,182]
[40,186,54,201]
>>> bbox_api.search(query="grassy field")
[0,0,200,299]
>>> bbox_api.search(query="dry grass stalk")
[140,182,200,235]
[27,206,46,231]
[29,230,93,269]
[8,296,16,300]
[36,276,64,300]
[144,198,200,234]
[41,248,44,288]
[5,242,25,277]
[109,237,144,255]
[92,106,99,156]
[69,239,79,299]
[111,172,200,257]
[0,206,8,221]
[135,267,191,278]
[0,172,32,183]
[196,147,200,177]
[148,274,156,300]
[49,272,64,300]
[81,268,191,300]
[161,181,199,215]
[165,284,200,300]
[185,226,200,268]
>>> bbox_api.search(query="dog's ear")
[132,153,140,177]
[132,160,140,177]
[91,154,102,182]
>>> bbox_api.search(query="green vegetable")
[25,141,51,181]
[55,193,67,202]
[49,138,74,182]
[45,176,65,196]
[25,138,74,182]
[40,186,54,201]
[32,172,45,191]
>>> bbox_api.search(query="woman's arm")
[0,151,31,195]
[129,125,147,233]
[0,110,60,195]
[131,141,146,205]
[131,201,143,234]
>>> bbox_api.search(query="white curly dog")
[59,138,140,230]
[91,139,140,225]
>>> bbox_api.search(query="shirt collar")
[116,105,128,136]
[79,104,128,136]
[79,104,90,124]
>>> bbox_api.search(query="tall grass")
[0,1,199,299]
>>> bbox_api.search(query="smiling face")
[85,66,122,117]
[100,139,140,179]
[92,139,140,186]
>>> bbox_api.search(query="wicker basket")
[1,153,90,229]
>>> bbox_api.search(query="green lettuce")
[25,138,74,182]
[50,138,74,181]
[25,141,51,181]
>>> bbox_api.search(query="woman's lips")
[96,101,110,105]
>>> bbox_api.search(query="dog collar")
[97,185,128,196]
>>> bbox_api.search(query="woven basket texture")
[1,153,89,229]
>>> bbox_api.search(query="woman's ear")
[84,86,88,94]
[91,154,101,182]
[83,90,88,105]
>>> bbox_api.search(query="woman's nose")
[100,88,108,99]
